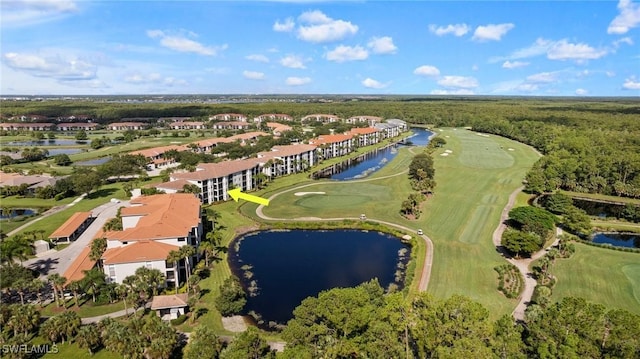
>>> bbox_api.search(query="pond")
[0,208,35,219]
[47,148,84,156]
[312,128,433,180]
[7,139,85,146]
[228,229,411,329]
[75,157,111,166]
[591,232,640,249]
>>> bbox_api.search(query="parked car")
[417,229,423,235]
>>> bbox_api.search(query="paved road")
[491,186,561,321]
[254,168,435,292]
[23,199,130,278]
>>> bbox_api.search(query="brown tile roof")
[49,212,92,239]
[212,121,251,127]
[228,131,269,140]
[258,144,316,159]
[103,240,181,265]
[191,137,235,148]
[169,121,204,127]
[129,144,187,158]
[151,293,189,310]
[56,123,98,128]
[107,122,146,127]
[106,193,200,241]
[266,122,293,131]
[63,246,96,286]
[172,158,259,181]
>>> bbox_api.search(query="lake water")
[47,148,84,156]
[75,157,111,166]
[591,232,640,249]
[7,139,84,146]
[313,128,433,180]
[228,230,411,328]
[0,208,35,219]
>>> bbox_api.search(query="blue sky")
[1,0,639,96]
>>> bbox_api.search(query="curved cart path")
[254,168,434,292]
[491,186,561,321]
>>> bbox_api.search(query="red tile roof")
[49,212,92,239]
[130,144,187,158]
[347,127,380,135]
[312,134,354,144]
[106,193,200,241]
[102,240,180,265]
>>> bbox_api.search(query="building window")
[165,260,174,268]
[178,237,185,242]
[145,261,152,268]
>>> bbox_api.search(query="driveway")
[24,200,130,278]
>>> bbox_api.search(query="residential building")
[301,114,341,123]
[0,172,58,194]
[374,119,407,139]
[209,113,247,122]
[129,144,188,170]
[101,193,202,289]
[309,134,354,159]
[0,123,55,131]
[254,114,293,123]
[211,121,252,130]
[257,144,317,177]
[56,123,98,131]
[265,122,293,136]
[160,158,260,204]
[347,127,381,147]
[151,294,189,320]
[107,122,147,131]
[345,115,382,126]
[168,121,205,130]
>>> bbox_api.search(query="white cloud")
[472,23,514,42]
[1,0,78,27]
[367,36,397,54]
[428,23,470,37]
[204,67,231,75]
[502,60,529,69]
[575,88,588,95]
[516,83,539,92]
[491,38,554,62]
[437,76,479,89]
[413,65,440,77]
[124,72,188,87]
[526,71,560,83]
[472,65,479,71]
[608,0,640,34]
[613,36,634,48]
[606,71,616,77]
[286,77,311,86]
[362,78,389,89]
[146,29,227,56]
[325,45,368,63]
[246,54,269,63]
[243,70,265,80]
[622,76,640,90]
[279,54,306,69]
[430,89,475,95]
[273,17,295,32]
[547,40,607,61]
[296,10,358,43]
[3,52,96,81]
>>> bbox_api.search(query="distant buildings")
[107,122,147,131]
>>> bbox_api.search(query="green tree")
[183,325,223,359]
[563,206,592,237]
[89,237,107,269]
[220,326,274,359]
[544,193,574,214]
[215,276,246,316]
[77,324,102,355]
[75,129,88,141]
[6,304,40,337]
[48,273,67,308]
[508,206,556,239]
[501,228,543,258]
[81,268,106,303]
[53,153,72,166]
[492,315,526,359]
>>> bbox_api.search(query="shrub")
[170,314,188,326]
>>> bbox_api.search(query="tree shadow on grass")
[87,188,117,199]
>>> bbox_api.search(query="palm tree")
[67,280,83,308]
[30,278,45,306]
[77,324,101,355]
[81,268,106,302]
[89,237,107,270]
[115,283,130,314]
[180,245,196,284]
[40,316,63,343]
[0,234,34,264]
[198,240,215,267]
[12,278,31,305]
[58,311,81,343]
[166,250,183,293]
[48,273,67,308]
[133,266,164,296]
[7,304,40,337]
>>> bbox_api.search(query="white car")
[417,229,423,235]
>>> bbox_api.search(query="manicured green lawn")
[550,242,640,314]
[40,300,125,318]
[259,128,542,318]
[560,190,640,205]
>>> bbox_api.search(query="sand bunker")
[508,148,515,151]
[294,191,326,196]
[445,149,453,153]
[440,153,450,156]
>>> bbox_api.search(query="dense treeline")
[3,98,638,197]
